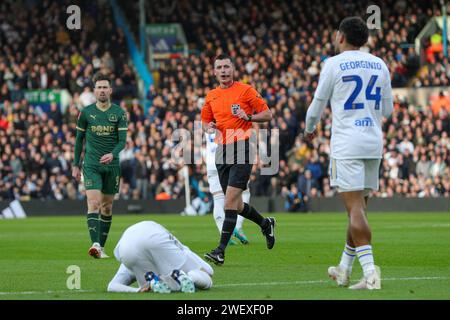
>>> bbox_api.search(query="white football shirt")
[310,50,393,159]
[109,221,213,292]
[114,221,186,251]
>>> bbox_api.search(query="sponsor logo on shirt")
[91,125,115,135]
[354,117,375,127]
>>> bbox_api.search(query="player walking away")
[72,72,128,259]
[201,54,275,266]
[205,130,250,245]
[107,221,213,293]
[305,17,393,289]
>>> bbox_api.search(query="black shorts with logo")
[215,139,253,193]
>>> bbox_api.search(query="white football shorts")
[329,158,381,196]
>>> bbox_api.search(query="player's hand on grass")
[139,286,151,293]
[235,109,249,121]
[304,130,316,142]
[100,153,114,164]
[72,166,81,182]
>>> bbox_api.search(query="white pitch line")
[215,279,328,287]
[214,276,450,288]
[0,289,94,296]
[0,276,448,295]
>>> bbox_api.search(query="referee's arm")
[201,99,216,132]
[242,87,272,122]
[247,109,272,122]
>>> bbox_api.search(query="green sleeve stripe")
[118,128,128,131]
[76,126,86,131]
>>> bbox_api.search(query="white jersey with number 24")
[313,50,393,159]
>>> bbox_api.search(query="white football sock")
[187,269,213,289]
[213,193,225,233]
[338,243,356,273]
[356,245,376,277]
[236,189,250,230]
[235,215,244,230]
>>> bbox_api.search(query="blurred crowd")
[0,0,449,204]
[0,0,138,200]
[121,0,447,88]
[0,0,137,103]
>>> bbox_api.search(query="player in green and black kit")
[72,73,128,259]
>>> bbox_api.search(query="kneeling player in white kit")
[206,131,249,245]
[107,221,213,293]
[305,17,393,290]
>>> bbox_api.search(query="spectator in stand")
[297,170,319,198]
[282,184,309,213]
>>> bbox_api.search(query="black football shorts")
[215,139,253,193]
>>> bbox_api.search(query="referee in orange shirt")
[201,54,276,265]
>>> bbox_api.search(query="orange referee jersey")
[201,81,269,144]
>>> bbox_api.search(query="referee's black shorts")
[215,139,253,193]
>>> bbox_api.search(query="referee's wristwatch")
[247,114,252,122]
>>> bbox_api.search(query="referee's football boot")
[204,248,225,266]
[261,217,276,249]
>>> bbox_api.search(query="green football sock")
[99,214,112,247]
[87,212,100,244]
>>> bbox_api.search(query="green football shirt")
[75,103,128,167]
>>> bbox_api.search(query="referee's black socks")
[239,203,267,228]
[218,209,238,251]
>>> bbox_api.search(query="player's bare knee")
[101,202,113,216]
[224,189,242,208]
[87,199,101,212]
[224,198,239,210]
[101,206,113,216]
[236,200,244,213]
[349,215,371,237]
[350,220,367,233]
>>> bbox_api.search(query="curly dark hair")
[339,16,369,47]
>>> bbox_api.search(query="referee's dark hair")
[92,72,112,87]
[339,16,369,47]
[214,53,235,66]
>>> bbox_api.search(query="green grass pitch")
[0,212,449,300]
